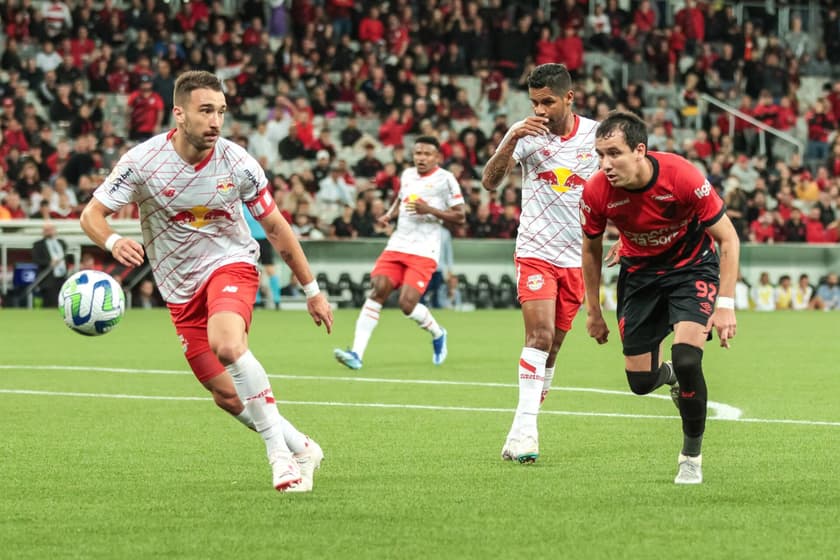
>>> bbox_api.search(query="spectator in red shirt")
[358,6,384,44]
[127,75,165,141]
[378,108,413,148]
[749,211,779,243]
[554,26,584,79]
[675,0,705,56]
[633,0,658,35]
[804,206,840,243]
[534,27,558,67]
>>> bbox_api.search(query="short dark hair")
[174,70,223,105]
[414,135,440,151]
[595,111,648,152]
[527,63,572,95]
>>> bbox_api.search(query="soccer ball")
[59,270,126,336]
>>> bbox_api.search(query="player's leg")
[334,252,399,369]
[541,267,586,405]
[205,263,314,491]
[667,270,718,484]
[502,258,556,463]
[399,254,447,365]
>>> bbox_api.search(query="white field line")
[0,364,742,420]
[1,388,840,428]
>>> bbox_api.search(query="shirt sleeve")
[677,160,724,226]
[446,172,464,207]
[93,155,141,211]
[580,174,607,238]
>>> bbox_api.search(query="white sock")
[352,299,382,359]
[235,403,305,452]
[513,347,548,434]
[540,366,555,405]
[226,350,290,457]
[235,409,256,430]
[407,303,444,338]
[280,418,307,454]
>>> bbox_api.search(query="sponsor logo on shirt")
[243,168,260,189]
[694,180,712,199]
[653,194,674,201]
[169,205,233,228]
[107,168,134,194]
[607,199,630,209]
[222,285,238,293]
[535,167,586,194]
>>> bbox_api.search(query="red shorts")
[371,250,437,292]
[515,257,584,332]
[167,262,259,382]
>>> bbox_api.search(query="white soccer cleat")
[269,449,303,492]
[674,453,703,484]
[286,438,324,493]
[501,432,539,464]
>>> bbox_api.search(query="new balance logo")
[222,285,238,293]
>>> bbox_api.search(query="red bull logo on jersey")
[535,167,586,194]
[217,181,235,194]
[169,205,233,228]
[576,149,594,162]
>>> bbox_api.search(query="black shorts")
[616,252,719,356]
[257,238,275,266]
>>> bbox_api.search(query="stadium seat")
[494,274,517,309]
[474,274,494,309]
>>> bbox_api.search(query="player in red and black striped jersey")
[580,111,740,484]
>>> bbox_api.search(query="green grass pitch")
[1,308,839,559]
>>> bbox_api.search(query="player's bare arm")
[705,214,740,348]
[409,201,466,226]
[378,196,401,225]
[261,209,334,334]
[481,117,550,191]
[80,198,146,267]
[582,235,610,344]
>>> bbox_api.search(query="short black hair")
[414,135,440,151]
[595,111,648,152]
[527,63,572,95]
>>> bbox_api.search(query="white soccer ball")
[59,270,126,336]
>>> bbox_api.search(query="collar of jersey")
[167,128,215,172]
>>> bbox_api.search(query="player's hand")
[407,197,430,215]
[377,213,392,226]
[307,293,333,334]
[112,238,145,267]
[604,240,621,267]
[586,313,610,344]
[510,116,550,139]
[705,308,736,349]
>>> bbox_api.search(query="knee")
[398,295,416,315]
[671,343,704,386]
[211,341,247,366]
[626,370,658,395]
[525,326,554,352]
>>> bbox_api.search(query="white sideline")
[2,387,840,428]
[1,363,743,420]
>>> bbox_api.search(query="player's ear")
[172,106,183,123]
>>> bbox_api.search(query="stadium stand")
[1,0,840,309]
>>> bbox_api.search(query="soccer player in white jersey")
[334,136,465,369]
[79,71,333,493]
[482,63,600,464]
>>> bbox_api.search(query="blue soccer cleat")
[432,328,448,366]
[334,348,362,370]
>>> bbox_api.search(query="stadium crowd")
[1,0,840,248]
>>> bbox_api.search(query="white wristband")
[104,233,123,253]
[716,296,735,310]
[302,280,320,299]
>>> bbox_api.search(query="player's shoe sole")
[334,348,362,370]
